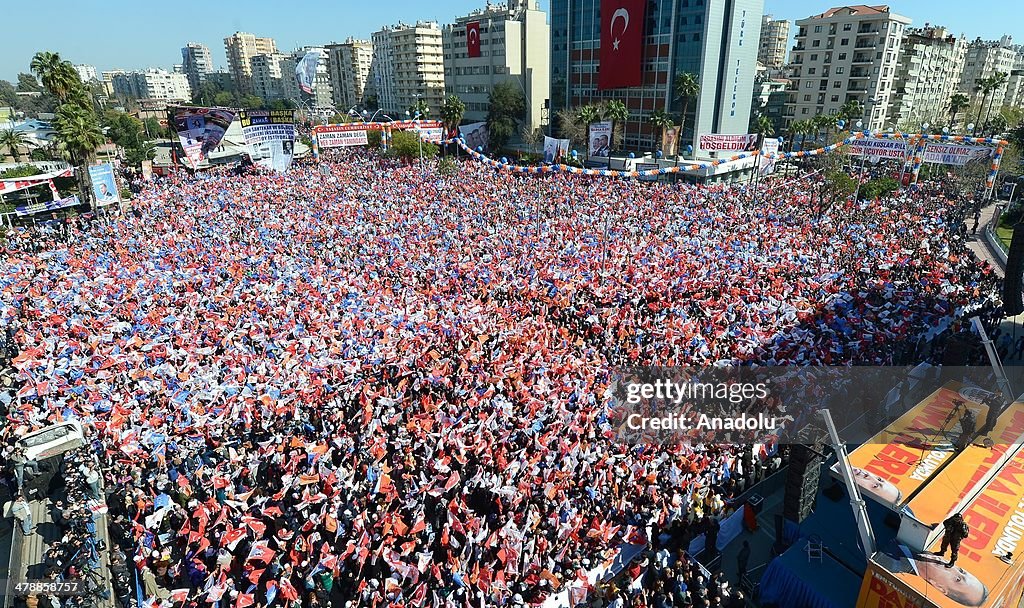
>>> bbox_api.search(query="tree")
[674,72,700,138]
[440,95,466,135]
[0,165,42,179]
[124,141,156,167]
[16,73,41,93]
[386,129,437,161]
[213,92,235,107]
[812,113,837,146]
[520,125,544,156]
[554,108,586,153]
[948,93,969,130]
[575,104,600,128]
[601,99,629,151]
[239,95,264,109]
[486,81,525,150]
[649,109,676,153]
[0,80,18,107]
[30,52,81,103]
[53,103,104,210]
[974,74,1004,135]
[409,98,431,119]
[983,72,1009,134]
[788,119,813,151]
[0,129,29,163]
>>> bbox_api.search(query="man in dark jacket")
[936,513,970,567]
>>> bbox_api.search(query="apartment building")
[889,24,966,129]
[326,39,375,110]
[181,43,214,92]
[759,15,791,70]
[224,32,278,95]
[372,22,445,115]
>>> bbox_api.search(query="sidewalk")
[967,203,1006,278]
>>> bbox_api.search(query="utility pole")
[820,409,876,559]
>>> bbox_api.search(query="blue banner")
[88,164,120,206]
[15,195,81,216]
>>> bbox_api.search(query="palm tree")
[53,104,104,211]
[837,100,863,124]
[973,74,1002,135]
[983,72,1009,134]
[601,100,629,152]
[0,129,29,163]
[753,115,775,140]
[791,119,813,151]
[948,93,969,131]
[811,114,836,147]
[649,109,676,154]
[30,52,81,103]
[440,95,465,136]
[674,72,700,140]
[575,105,601,158]
[408,98,430,119]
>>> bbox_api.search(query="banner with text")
[847,137,909,159]
[14,195,80,216]
[699,133,758,153]
[922,143,994,166]
[170,106,236,169]
[589,121,612,157]
[238,109,296,173]
[314,124,369,148]
[88,163,121,205]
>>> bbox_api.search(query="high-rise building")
[759,15,791,70]
[960,36,1019,112]
[550,0,764,152]
[280,48,334,108]
[326,39,375,111]
[785,5,911,131]
[372,22,445,115]
[181,43,214,93]
[442,0,550,130]
[889,24,966,130]
[224,32,278,95]
[250,53,286,101]
[74,64,98,83]
[111,69,192,101]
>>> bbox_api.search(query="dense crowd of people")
[1,149,1001,607]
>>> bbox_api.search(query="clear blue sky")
[0,0,1020,83]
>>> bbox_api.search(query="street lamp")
[406,109,423,172]
[853,120,868,203]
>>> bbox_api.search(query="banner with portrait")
[661,126,680,157]
[296,51,321,95]
[589,121,612,157]
[698,133,759,153]
[238,109,296,173]
[459,122,489,152]
[88,163,120,206]
[922,143,994,166]
[170,106,236,169]
[543,136,570,163]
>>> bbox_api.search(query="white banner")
[589,121,612,157]
[415,126,444,144]
[315,124,369,148]
[847,137,908,159]
[238,110,296,173]
[543,136,570,163]
[699,133,759,152]
[922,143,994,166]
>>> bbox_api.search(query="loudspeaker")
[784,443,822,523]
[1004,222,1024,315]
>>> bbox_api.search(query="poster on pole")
[315,124,369,148]
[698,133,759,153]
[543,136,570,163]
[922,143,994,166]
[295,51,321,95]
[238,109,296,172]
[759,138,780,175]
[88,163,120,206]
[415,125,444,144]
[846,137,909,160]
[661,126,680,157]
[459,122,489,151]
[170,106,236,169]
[589,121,612,157]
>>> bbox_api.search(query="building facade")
[111,69,192,101]
[442,0,550,130]
[74,64,98,83]
[224,32,278,95]
[372,22,445,116]
[786,5,911,131]
[326,39,375,110]
[960,36,1019,111]
[889,25,966,130]
[250,53,285,101]
[758,15,790,70]
[550,0,764,153]
[181,43,214,93]
[280,48,334,109]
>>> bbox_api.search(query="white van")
[17,420,86,461]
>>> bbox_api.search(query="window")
[838,53,847,60]
[840,38,849,46]
[833,81,842,88]
[843,23,852,31]
[804,94,811,101]
[808,67,816,74]
[810,54,818,61]
[831,95,840,102]
[802,108,809,114]
[814,25,823,33]
[812,40,820,47]
[805,81,813,88]
[836,67,844,74]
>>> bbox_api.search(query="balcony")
[848,84,868,92]
[854,43,876,49]
[850,69,870,78]
[852,55,873,64]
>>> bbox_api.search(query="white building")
[889,24,967,130]
[442,0,549,130]
[960,36,1019,111]
[326,39,375,111]
[74,64,98,83]
[111,69,192,101]
[181,42,214,92]
[250,53,286,101]
[758,15,791,70]
[280,47,334,109]
[372,21,445,116]
[224,32,278,95]
[786,5,912,130]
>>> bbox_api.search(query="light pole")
[853,120,868,202]
[406,109,423,172]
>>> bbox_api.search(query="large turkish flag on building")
[467,21,482,58]
[598,0,646,90]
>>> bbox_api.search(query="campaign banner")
[661,126,680,157]
[589,121,612,157]
[459,122,489,151]
[543,136,570,163]
[141,160,153,181]
[861,445,1024,608]
[415,126,444,144]
[0,166,74,196]
[238,109,296,173]
[759,138,780,175]
[295,51,321,95]
[14,195,80,216]
[88,163,121,205]
[698,133,758,152]
[847,137,909,159]
[315,124,369,148]
[835,383,990,510]
[170,106,236,169]
[922,143,994,166]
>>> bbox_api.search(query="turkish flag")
[598,0,646,90]
[467,21,482,58]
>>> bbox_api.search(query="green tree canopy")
[386,129,438,161]
[16,73,41,93]
[486,81,526,150]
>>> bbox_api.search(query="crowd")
[0,149,1002,608]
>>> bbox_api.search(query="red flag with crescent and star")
[598,0,645,90]
[467,21,482,58]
